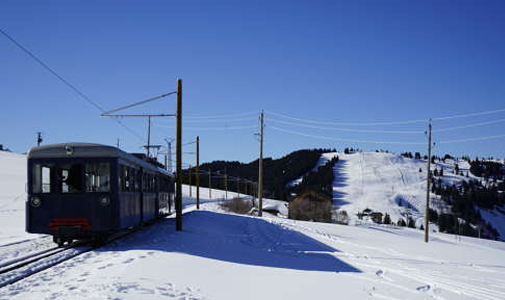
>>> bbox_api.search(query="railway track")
[0,229,138,289]
[0,241,92,289]
[0,213,178,289]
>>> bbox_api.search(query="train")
[26,143,175,246]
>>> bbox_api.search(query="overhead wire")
[185,111,258,119]
[267,107,505,127]
[269,126,426,145]
[266,111,428,126]
[438,134,505,144]
[432,108,505,121]
[156,116,258,124]
[433,118,505,133]
[0,28,145,142]
[266,118,425,134]
[155,124,258,131]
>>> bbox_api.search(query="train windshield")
[32,161,110,194]
[85,163,110,192]
[58,164,83,193]
[32,163,54,193]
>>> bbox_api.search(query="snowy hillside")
[0,151,33,244]
[1,151,505,299]
[332,151,505,240]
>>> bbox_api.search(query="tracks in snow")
[275,218,505,300]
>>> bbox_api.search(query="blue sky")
[1,0,505,165]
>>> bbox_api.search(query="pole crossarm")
[100,91,177,116]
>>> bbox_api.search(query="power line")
[434,118,505,133]
[270,126,426,145]
[155,124,257,131]
[185,111,258,119]
[432,108,505,121]
[157,116,258,124]
[266,118,424,134]
[0,28,145,142]
[438,134,505,144]
[267,107,505,128]
[266,111,428,127]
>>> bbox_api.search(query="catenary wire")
[438,134,505,144]
[266,111,428,126]
[270,126,426,145]
[267,108,505,127]
[0,28,145,142]
[266,118,425,134]
[432,108,505,121]
[155,124,258,131]
[185,111,258,119]
[156,116,258,124]
[433,118,505,133]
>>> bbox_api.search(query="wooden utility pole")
[208,169,212,199]
[236,178,240,197]
[224,172,228,200]
[165,139,173,172]
[147,116,152,157]
[196,136,200,209]
[175,79,183,231]
[424,119,432,243]
[189,165,192,198]
[258,111,264,217]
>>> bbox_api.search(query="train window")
[58,164,83,193]
[32,163,53,193]
[125,167,130,191]
[85,163,110,192]
[135,171,141,192]
[131,168,136,192]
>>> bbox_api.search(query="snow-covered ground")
[0,151,34,244]
[1,151,505,299]
[332,151,505,237]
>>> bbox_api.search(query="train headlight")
[99,196,110,207]
[30,197,41,208]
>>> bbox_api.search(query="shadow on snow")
[100,211,361,273]
[332,159,350,207]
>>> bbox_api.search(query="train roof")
[28,143,173,176]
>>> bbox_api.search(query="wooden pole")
[224,172,228,200]
[147,116,151,157]
[424,119,432,242]
[208,169,212,199]
[236,178,240,197]
[258,111,264,216]
[175,79,183,231]
[196,136,200,209]
[189,165,192,198]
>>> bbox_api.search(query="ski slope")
[332,151,505,239]
[1,150,505,299]
[333,151,429,224]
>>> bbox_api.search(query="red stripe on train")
[48,218,92,230]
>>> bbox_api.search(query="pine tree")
[383,213,391,225]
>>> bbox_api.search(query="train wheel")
[91,234,107,247]
[53,236,65,247]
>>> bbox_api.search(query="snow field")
[1,151,505,299]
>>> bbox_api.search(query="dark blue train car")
[26,143,174,246]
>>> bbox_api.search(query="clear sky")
[1,0,505,166]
